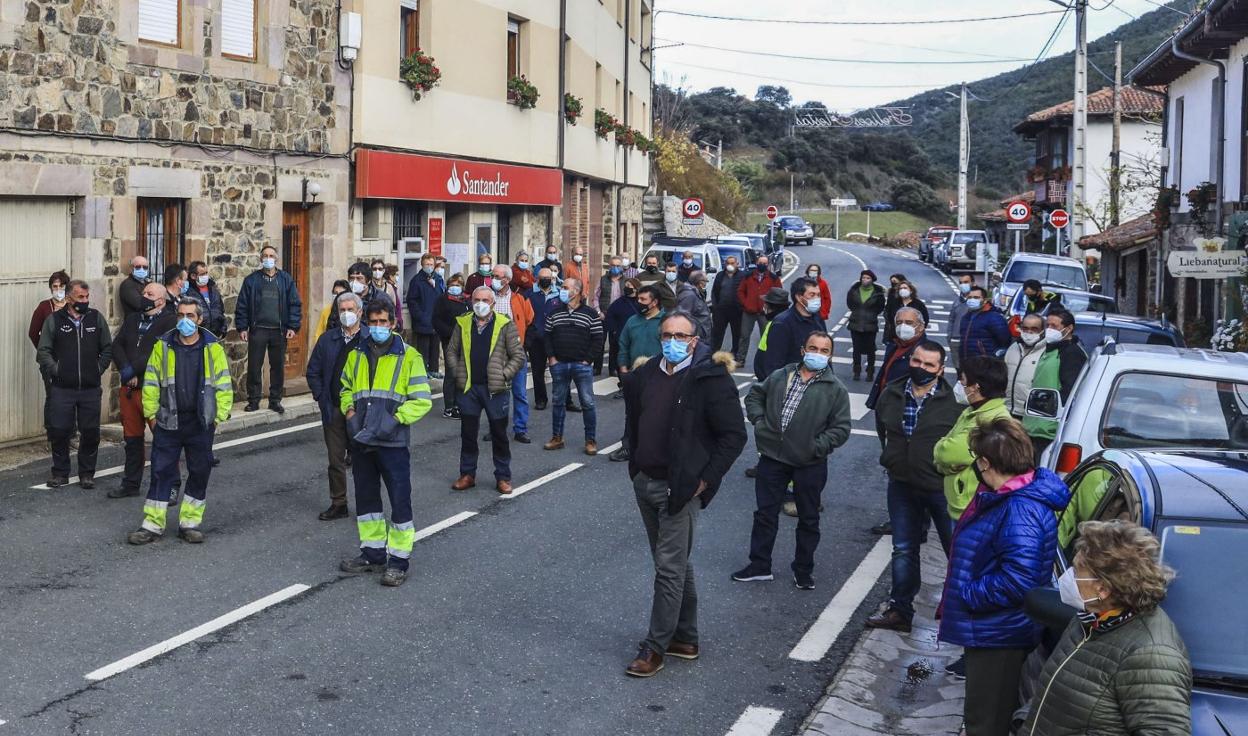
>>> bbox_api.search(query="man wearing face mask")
[710,255,746,359]
[1004,313,1047,419]
[37,280,113,489]
[235,245,303,413]
[370,259,403,334]
[489,264,535,443]
[676,251,698,283]
[1021,309,1087,461]
[185,261,226,337]
[636,254,677,311]
[947,274,977,368]
[110,283,178,498]
[958,285,1011,364]
[526,267,559,410]
[118,255,151,318]
[621,312,747,677]
[596,255,628,319]
[675,270,713,340]
[865,340,962,632]
[126,298,233,546]
[306,292,365,520]
[404,253,445,381]
[758,278,827,379]
[163,263,188,305]
[737,255,782,359]
[542,278,604,455]
[537,245,561,273]
[736,331,851,590]
[657,263,681,312]
[563,247,591,299]
[447,287,525,494]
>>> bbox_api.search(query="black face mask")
[644,265,658,274]
[624,291,637,299]
[538,278,553,289]
[71,301,89,314]
[140,297,159,313]
[972,461,988,488]
[909,365,939,386]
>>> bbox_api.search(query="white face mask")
[339,310,359,328]
[262,257,276,270]
[895,324,917,342]
[473,301,493,318]
[373,269,385,280]
[1045,327,1065,344]
[953,381,970,406]
[1020,331,1043,347]
[196,275,209,286]
[726,265,736,273]
[807,271,819,279]
[349,281,365,294]
[1057,567,1100,611]
[547,251,559,261]
[898,288,912,299]
[52,289,66,301]
[573,254,583,263]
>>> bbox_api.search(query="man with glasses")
[621,311,746,677]
[542,278,604,455]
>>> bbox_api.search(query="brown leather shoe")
[625,645,664,678]
[665,641,699,660]
[584,441,598,456]
[865,607,912,633]
[496,479,513,495]
[543,436,565,451]
[451,474,476,491]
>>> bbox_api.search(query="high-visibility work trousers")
[350,444,414,571]
[141,419,213,534]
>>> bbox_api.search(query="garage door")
[0,199,72,443]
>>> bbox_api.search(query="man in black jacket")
[235,244,303,413]
[622,312,746,678]
[36,280,113,488]
[542,278,604,455]
[117,255,150,319]
[109,283,178,498]
[709,255,745,357]
[865,340,962,632]
[306,292,364,520]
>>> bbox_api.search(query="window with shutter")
[221,0,257,60]
[138,0,180,46]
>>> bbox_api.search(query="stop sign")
[1049,209,1070,229]
[766,205,779,221]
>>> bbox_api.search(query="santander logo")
[445,161,511,199]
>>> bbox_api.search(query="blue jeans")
[886,479,954,619]
[550,362,596,442]
[511,360,529,435]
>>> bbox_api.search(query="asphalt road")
[0,241,960,736]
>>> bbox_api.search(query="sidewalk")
[800,538,965,736]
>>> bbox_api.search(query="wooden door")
[281,204,310,379]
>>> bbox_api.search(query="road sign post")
[766,205,779,250]
[1048,209,1070,256]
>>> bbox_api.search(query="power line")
[968,6,1072,103]
[655,38,1031,65]
[656,8,1067,26]
[657,60,944,90]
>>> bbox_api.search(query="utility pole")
[716,139,723,170]
[957,82,969,230]
[1110,41,1122,228]
[1070,0,1089,258]
[790,172,795,212]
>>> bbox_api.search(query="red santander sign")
[1049,209,1070,229]
[355,149,563,206]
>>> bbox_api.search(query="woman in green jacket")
[933,355,1012,520]
[1021,520,1191,735]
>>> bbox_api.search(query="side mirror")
[705,266,718,274]
[1025,388,1062,419]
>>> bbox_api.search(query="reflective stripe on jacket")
[339,336,432,447]
[142,329,233,430]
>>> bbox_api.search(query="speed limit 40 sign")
[682,197,704,225]
[1005,201,1031,224]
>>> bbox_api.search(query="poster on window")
[443,242,471,278]
[428,218,443,257]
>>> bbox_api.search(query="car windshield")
[778,217,805,228]
[1101,373,1248,450]
[952,233,985,244]
[649,250,704,269]
[1158,520,1248,681]
[716,246,749,265]
[1076,323,1179,347]
[1004,261,1088,290]
[1017,292,1116,316]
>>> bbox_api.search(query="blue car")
[1051,449,1248,733]
[1073,311,1186,348]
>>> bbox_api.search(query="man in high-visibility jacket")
[127,297,233,546]
[338,299,433,587]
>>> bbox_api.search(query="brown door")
[282,204,310,380]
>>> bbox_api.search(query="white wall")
[1166,36,1248,207]
[1082,118,1162,234]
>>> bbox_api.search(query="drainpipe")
[1157,88,1170,314]
[1170,35,1227,320]
[619,0,630,258]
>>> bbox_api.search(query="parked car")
[918,226,955,263]
[642,235,723,302]
[1073,311,1184,349]
[776,215,814,246]
[993,252,1090,310]
[714,235,761,273]
[726,232,773,256]
[1044,448,1248,735]
[1024,342,1248,474]
[933,229,992,272]
[1004,286,1117,336]
[862,202,895,212]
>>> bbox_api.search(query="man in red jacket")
[735,254,782,365]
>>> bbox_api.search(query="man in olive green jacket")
[735,331,851,590]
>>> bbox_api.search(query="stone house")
[0,0,351,443]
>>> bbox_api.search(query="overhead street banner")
[794,107,913,129]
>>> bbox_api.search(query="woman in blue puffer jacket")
[938,417,1071,736]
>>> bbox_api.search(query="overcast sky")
[653,0,1187,111]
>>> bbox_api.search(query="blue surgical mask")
[803,352,830,371]
[369,326,391,343]
[965,298,983,310]
[609,266,622,276]
[517,261,530,270]
[665,271,678,283]
[662,338,690,364]
[132,268,148,280]
[261,257,276,270]
[176,317,197,337]
[479,264,492,275]
[558,288,571,302]
[180,281,189,294]
[959,282,972,294]
[448,285,463,296]
[805,296,822,314]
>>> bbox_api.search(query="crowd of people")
[27,245,1190,732]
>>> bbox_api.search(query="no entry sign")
[1049,209,1070,229]
[1005,201,1031,224]
[766,205,779,221]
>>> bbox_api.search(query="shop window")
[400,0,420,61]
[138,0,180,46]
[137,198,185,280]
[594,63,603,110]
[507,19,521,81]
[362,200,382,240]
[221,0,257,60]
[393,202,425,244]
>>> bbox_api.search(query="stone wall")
[657,194,733,238]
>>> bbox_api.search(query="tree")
[890,179,945,220]
[756,85,792,108]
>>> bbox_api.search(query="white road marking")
[502,462,584,499]
[725,706,785,736]
[414,511,476,541]
[592,377,619,396]
[84,583,311,681]
[847,392,870,421]
[789,537,892,662]
[599,441,623,455]
[850,428,877,437]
